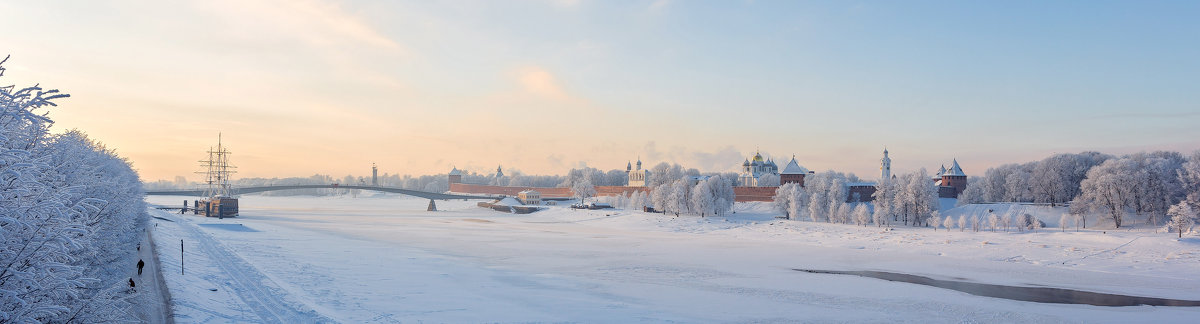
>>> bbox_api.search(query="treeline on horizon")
[146,161,823,195]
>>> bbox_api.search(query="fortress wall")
[451,182,779,203]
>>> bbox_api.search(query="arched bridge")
[145,185,497,200]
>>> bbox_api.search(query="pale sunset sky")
[2,1,1198,181]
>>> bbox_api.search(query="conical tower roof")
[781,156,809,175]
[944,159,966,177]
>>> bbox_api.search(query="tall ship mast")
[195,133,239,217]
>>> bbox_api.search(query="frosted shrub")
[0,57,145,323]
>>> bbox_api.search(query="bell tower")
[880,147,892,182]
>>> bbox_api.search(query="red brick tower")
[940,159,967,197]
[780,155,809,187]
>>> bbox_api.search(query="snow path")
[151,210,334,323]
[135,228,172,323]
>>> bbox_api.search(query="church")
[626,158,649,187]
[738,151,779,187]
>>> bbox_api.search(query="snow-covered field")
[146,194,1200,323]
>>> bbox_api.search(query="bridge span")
[145,184,498,200]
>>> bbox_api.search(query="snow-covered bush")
[942,214,955,231]
[0,57,145,322]
[1167,203,1196,238]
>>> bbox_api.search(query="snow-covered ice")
[146,194,1200,323]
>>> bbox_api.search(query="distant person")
[128,278,136,292]
[137,259,145,276]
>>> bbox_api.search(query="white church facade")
[738,151,780,187]
[626,159,649,187]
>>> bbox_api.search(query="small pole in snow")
[181,239,184,275]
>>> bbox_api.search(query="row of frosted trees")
[596,163,737,217]
[958,150,1200,230]
[768,150,1199,236]
[1,57,148,322]
[773,169,938,227]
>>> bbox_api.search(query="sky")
[2,0,1198,182]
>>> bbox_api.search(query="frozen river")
[146,194,1200,323]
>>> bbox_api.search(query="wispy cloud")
[648,0,672,12]
[1076,112,1200,122]
[546,0,583,8]
[197,0,404,52]
[516,66,572,101]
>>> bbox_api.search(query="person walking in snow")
[137,259,145,276]
[128,278,136,292]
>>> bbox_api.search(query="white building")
[739,151,779,187]
[517,190,541,205]
[880,148,892,181]
[626,158,649,187]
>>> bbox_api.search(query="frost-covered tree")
[872,206,888,227]
[872,177,897,223]
[988,213,1000,232]
[756,173,780,187]
[689,175,734,217]
[1059,214,1073,232]
[1004,168,1033,202]
[0,56,145,323]
[829,178,849,223]
[648,162,686,189]
[572,176,597,203]
[691,181,714,217]
[854,203,871,226]
[628,190,649,211]
[942,213,956,231]
[1001,211,1014,232]
[773,182,807,220]
[774,183,798,219]
[712,176,735,216]
[1167,202,1196,238]
[1073,159,1137,228]
[1180,151,1200,206]
[806,174,830,222]
[658,179,690,215]
[957,215,967,232]
[956,179,986,206]
[893,169,937,226]
[1126,152,1187,226]
[930,211,941,230]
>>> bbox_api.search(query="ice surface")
[146,195,1200,323]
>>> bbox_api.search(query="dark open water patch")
[794,269,1200,307]
[198,223,259,232]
